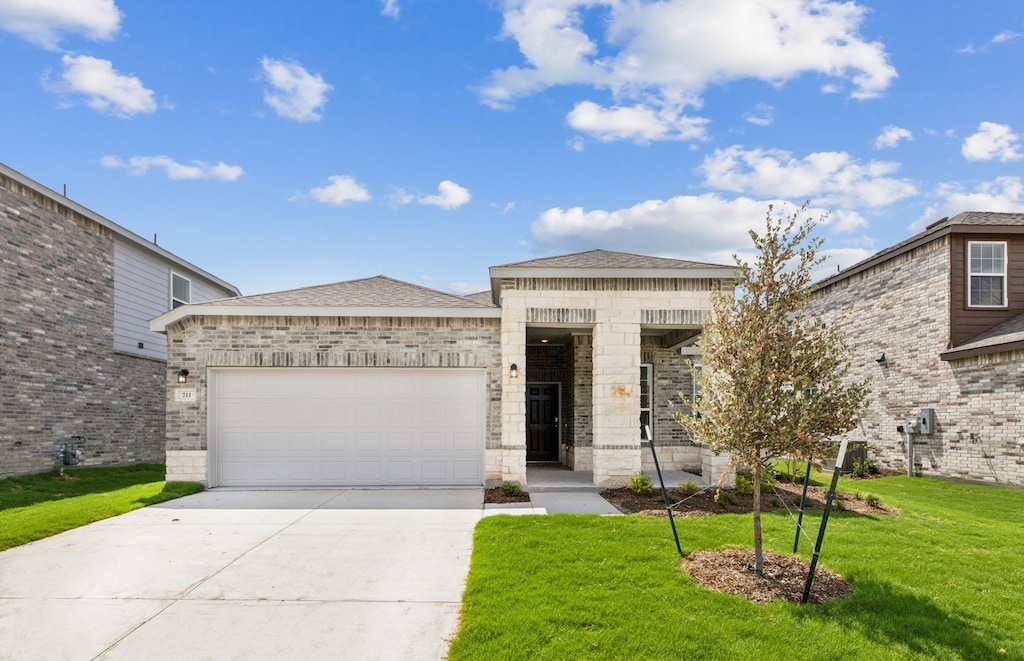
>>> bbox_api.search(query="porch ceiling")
[525,324,700,348]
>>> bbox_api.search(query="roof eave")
[940,339,1024,361]
[488,266,737,280]
[1,162,241,296]
[150,304,502,333]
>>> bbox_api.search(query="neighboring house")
[150,251,736,487]
[809,212,1024,486]
[0,162,240,478]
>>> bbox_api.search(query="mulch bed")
[483,487,531,504]
[685,549,851,604]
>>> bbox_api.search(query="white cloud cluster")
[101,155,243,181]
[961,122,1022,162]
[698,146,917,210]
[912,177,1024,231]
[874,125,912,149]
[0,0,121,49]
[43,54,156,117]
[419,180,472,209]
[380,0,400,19]
[260,57,332,122]
[958,29,1023,54]
[290,175,372,206]
[744,103,774,127]
[481,0,896,142]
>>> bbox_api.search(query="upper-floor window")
[640,364,652,440]
[171,273,191,309]
[968,241,1007,308]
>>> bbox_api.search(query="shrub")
[714,489,736,507]
[677,479,700,496]
[500,481,522,497]
[852,456,880,478]
[734,472,754,495]
[865,493,882,508]
[629,473,654,495]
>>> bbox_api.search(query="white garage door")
[209,368,485,487]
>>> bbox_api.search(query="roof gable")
[493,249,729,270]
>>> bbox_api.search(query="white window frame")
[640,363,652,441]
[171,272,191,309]
[967,241,1008,308]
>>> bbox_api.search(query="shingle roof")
[192,276,494,309]
[817,211,1024,290]
[941,312,1024,359]
[493,249,730,270]
[462,291,497,306]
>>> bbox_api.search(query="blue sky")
[1,1,1022,296]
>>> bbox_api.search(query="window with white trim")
[640,364,652,440]
[968,241,1007,308]
[171,273,191,309]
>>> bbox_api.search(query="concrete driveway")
[0,488,483,660]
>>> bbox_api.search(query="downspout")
[905,428,914,477]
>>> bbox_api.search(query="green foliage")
[714,488,736,507]
[865,493,882,508]
[451,476,1024,660]
[0,464,203,552]
[734,472,754,495]
[675,203,871,572]
[629,473,654,495]
[499,481,522,497]
[852,456,880,478]
[677,479,700,496]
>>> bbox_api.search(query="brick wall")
[164,315,503,459]
[0,173,165,477]
[809,235,1024,485]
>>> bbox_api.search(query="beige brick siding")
[163,315,503,461]
[809,236,1024,485]
[1,173,165,477]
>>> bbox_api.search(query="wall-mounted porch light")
[874,352,886,364]
[177,368,189,384]
[510,363,519,379]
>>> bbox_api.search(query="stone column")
[591,306,642,486]
[500,295,527,485]
[570,334,593,470]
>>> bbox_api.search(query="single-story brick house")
[809,212,1024,485]
[150,250,736,487]
[0,162,239,478]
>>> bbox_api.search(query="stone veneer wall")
[808,235,1024,485]
[0,172,165,477]
[641,341,700,471]
[164,315,502,482]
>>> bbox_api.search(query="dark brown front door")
[527,384,559,462]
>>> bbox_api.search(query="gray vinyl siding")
[113,238,234,360]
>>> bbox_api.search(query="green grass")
[450,476,1024,660]
[0,463,203,552]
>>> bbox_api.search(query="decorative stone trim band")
[593,444,642,450]
[526,307,596,324]
[500,444,528,450]
[516,278,726,292]
[641,309,708,325]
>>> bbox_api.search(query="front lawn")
[450,476,1024,660]
[0,464,203,552]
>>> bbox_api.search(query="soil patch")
[685,549,851,604]
[483,487,531,504]
[601,481,898,517]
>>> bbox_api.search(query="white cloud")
[0,0,120,49]
[259,57,332,122]
[530,194,845,263]
[380,0,400,19]
[480,0,896,142]
[744,103,774,127]
[290,175,371,206]
[912,177,1024,231]
[418,180,471,210]
[992,30,1023,44]
[43,55,156,117]
[566,101,708,142]
[874,125,912,149]
[448,282,488,295]
[698,145,917,209]
[961,122,1022,162]
[568,137,585,152]
[387,186,416,206]
[101,155,243,181]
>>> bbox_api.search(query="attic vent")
[925,216,949,230]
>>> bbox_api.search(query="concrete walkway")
[0,488,483,661]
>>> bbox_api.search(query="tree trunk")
[752,461,763,575]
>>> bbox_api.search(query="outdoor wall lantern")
[510,363,519,379]
[874,352,886,364]
[177,368,189,384]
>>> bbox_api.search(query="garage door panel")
[211,369,484,487]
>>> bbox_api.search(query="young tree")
[676,203,869,575]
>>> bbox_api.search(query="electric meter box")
[920,408,936,435]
